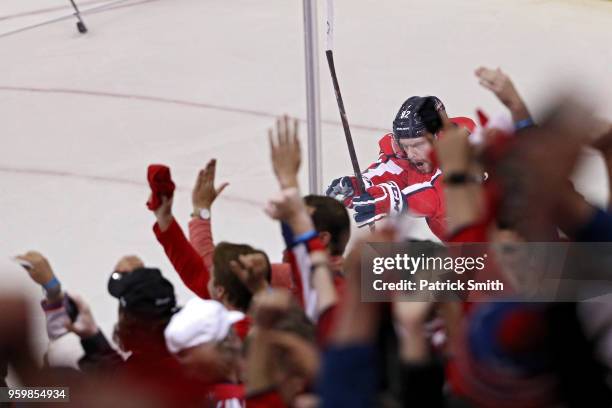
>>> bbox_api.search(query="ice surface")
[1,0,612,371]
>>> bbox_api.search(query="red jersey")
[360,116,475,240]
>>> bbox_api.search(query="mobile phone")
[65,295,79,322]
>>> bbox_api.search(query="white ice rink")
[1,0,612,368]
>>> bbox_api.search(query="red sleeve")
[406,186,441,218]
[246,390,287,408]
[188,218,215,272]
[445,180,498,243]
[316,305,338,347]
[447,223,489,243]
[316,274,345,347]
[233,316,251,340]
[153,218,211,299]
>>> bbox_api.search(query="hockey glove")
[326,176,369,207]
[352,182,406,227]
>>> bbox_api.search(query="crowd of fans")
[2,66,612,407]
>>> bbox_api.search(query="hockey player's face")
[399,136,433,173]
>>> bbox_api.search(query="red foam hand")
[146,164,176,210]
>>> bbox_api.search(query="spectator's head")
[113,255,145,273]
[304,195,351,257]
[108,266,177,354]
[164,298,244,383]
[272,307,317,404]
[247,290,317,405]
[211,243,271,311]
[393,95,446,173]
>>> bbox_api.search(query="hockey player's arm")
[326,135,407,202]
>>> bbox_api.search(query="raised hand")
[475,67,530,121]
[192,159,229,211]
[250,289,294,329]
[15,251,56,287]
[152,195,173,231]
[264,187,305,222]
[264,187,313,235]
[269,115,301,189]
[229,253,270,295]
[434,124,472,174]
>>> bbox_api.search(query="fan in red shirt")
[326,96,476,241]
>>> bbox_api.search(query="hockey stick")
[324,0,365,196]
[68,0,88,33]
[325,0,377,230]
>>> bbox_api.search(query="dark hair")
[213,242,258,311]
[304,195,351,256]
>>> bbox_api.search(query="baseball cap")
[164,298,245,354]
[393,96,445,139]
[108,267,177,317]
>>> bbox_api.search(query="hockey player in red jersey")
[326,96,476,240]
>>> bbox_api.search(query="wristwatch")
[191,207,211,220]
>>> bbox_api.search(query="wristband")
[292,230,318,246]
[444,173,480,185]
[515,117,535,131]
[281,222,295,248]
[43,276,60,291]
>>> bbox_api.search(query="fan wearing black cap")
[326,96,475,240]
[106,263,177,348]
[63,257,206,405]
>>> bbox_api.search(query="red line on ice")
[0,165,264,208]
[0,85,387,133]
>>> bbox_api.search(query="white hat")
[164,298,245,354]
